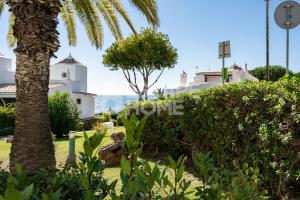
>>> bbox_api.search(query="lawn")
[0,127,124,168]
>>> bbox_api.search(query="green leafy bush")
[76,118,98,132]
[0,168,8,195]
[250,65,288,81]
[97,112,112,123]
[0,115,273,199]
[127,78,300,197]
[116,109,128,126]
[0,105,15,136]
[48,92,80,138]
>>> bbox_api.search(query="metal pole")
[222,42,225,84]
[286,28,289,73]
[285,3,291,74]
[222,57,225,84]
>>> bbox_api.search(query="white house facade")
[0,53,95,119]
[166,64,258,95]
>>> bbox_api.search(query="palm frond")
[71,0,103,49]
[0,0,4,16]
[129,0,159,27]
[2,0,160,49]
[7,13,16,47]
[95,0,122,40]
[60,0,77,46]
[109,0,137,35]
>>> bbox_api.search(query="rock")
[99,131,126,165]
[111,132,125,144]
[99,142,124,166]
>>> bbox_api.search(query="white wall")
[50,63,76,82]
[71,93,95,119]
[193,74,205,84]
[166,82,222,96]
[0,93,16,98]
[75,66,87,92]
[0,56,14,84]
[206,76,222,82]
[50,63,87,92]
[1,56,96,119]
[48,85,71,95]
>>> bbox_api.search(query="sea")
[95,95,155,114]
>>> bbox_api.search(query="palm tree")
[0,0,159,174]
[153,88,165,100]
[265,0,270,81]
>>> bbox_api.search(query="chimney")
[245,63,248,73]
[180,70,187,87]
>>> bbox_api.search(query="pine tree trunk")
[7,0,61,174]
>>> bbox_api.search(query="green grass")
[0,127,125,167]
[0,141,10,162]
[54,127,125,165]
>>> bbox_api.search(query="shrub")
[97,112,112,123]
[127,78,300,197]
[76,118,98,132]
[48,92,80,138]
[0,104,15,136]
[0,115,272,200]
[250,65,288,81]
[0,168,8,195]
[116,109,127,126]
[92,122,107,133]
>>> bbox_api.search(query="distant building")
[0,53,95,119]
[166,63,258,95]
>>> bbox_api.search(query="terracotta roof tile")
[55,54,82,65]
[0,83,65,93]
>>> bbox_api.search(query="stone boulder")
[99,143,123,166]
[99,132,126,166]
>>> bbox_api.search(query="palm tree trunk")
[7,0,61,174]
[266,0,270,81]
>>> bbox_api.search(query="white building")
[166,64,258,95]
[0,53,95,119]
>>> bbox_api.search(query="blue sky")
[1,0,300,95]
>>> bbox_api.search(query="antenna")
[196,65,199,73]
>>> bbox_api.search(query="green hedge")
[0,105,15,136]
[126,78,300,196]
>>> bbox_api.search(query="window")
[62,72,67,78]
[76,98,81,104]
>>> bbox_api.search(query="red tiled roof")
[196,72,233,76]
[0,83,65,93]
[55,54,82,65]
[72,91,97,96]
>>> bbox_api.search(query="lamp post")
[67,131,76,165]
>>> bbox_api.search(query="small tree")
[48,92,80,138]
[250,66,288,81]
[153,88,165,100]
[103,28,178,100]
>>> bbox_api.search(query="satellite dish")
[275,0,300,29]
